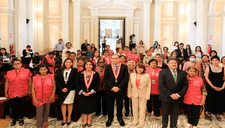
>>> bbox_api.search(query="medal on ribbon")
[84,71,94,92]
[111,63,121,85]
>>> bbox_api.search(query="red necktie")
[181,49,184,59]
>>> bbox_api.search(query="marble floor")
[5,112,225,128]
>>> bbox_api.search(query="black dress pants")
[147,95,160,116]
[96,90,107,115]
[185,104,201,126]
[10,96,26,120]
[161,101,180,128]
[124,96,132,114]
[107,94,124,120]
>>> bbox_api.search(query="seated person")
[30,52,41,71]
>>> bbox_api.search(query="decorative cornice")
[143,0,153,6]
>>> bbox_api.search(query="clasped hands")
[212,86,224,91]
[170,93,180,100]
[112,87,120,93]
[82,92,93,96]
[62,88,68,93]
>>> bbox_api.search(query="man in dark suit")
[158,58,188,128]
[104,54,129,127]
[175,43,188,63]
[81,39,90,51]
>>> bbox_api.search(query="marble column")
[221,17,225,57]
[61,0,69,43]
[26,0,34,51]
[91,15,98,48]
[196,0,207,53]
[154,0,164,43]
[73,0,81,51]
[188,0,196,48]
[143,0,153,49]
[18,0,27,57]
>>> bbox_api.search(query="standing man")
[119,37,124,49]
[104,54,129,127]
[175,43,188,63]
[158,58,188,128]
[54,39,65,51]
[81,39,90,51]
[86,46,94,58]
[102,36,107,51]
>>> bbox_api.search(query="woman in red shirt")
[128,48,140,64]
[183,66,206,128]
[5,59,32,126]
[90,50,100,65]
[102,50,112,65]
[32,65,56,128]
[145,59,162,120]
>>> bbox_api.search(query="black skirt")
[78,94,97,114]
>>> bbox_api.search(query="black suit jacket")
[81,43,90,51]
[158,68,188,103]
[175,48,188,61]
[104,64,129,96]
[56,68,77,105]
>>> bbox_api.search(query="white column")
[154,0,164,43]
[119,20,123,38]
[73,0,81,51]
[188,0,196,48]
[220,17,225,57]
[26,0,34,51]
[91,16,98,47]
[143,0,152,49]
[196,0,207,53]
[18,0,27,57]
[61,0,69,43]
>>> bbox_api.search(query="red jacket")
[146,67,161,95]
[183,76,204,105]
[6,68,32,98]
[33,74,55,106]
[45,56,56,74]
[102,56,112,65]
[108,50,114,56]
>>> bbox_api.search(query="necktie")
[115,65,118,72]
[181,49,184,59]
[173,70,177,83]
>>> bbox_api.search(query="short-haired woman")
[183,66,207,128]
[128,63,151,128]
[5,59,32,126]
[77,60,100,127]
[32,65,56,128]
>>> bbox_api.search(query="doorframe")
[98,18,126,52]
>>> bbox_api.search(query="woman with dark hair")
[162,47,170,63]
[56,58,77,126]
[55,51,62,65]
[32,65,56,128]
[90,43,97,52]
[77,50,81,58]
[43,52,56,74]
[90,50,100,65]
[170,51,182,69]
[77,60,99,127]
[116,40,122,52]
[155,45,162,54]
[195,46,203,62]
[128,48,140,64]
[146,59,162,120]
[119,55,127,65]
[138,40,145,55]
[102,50,112,65]
[143,50,154,67]
[128,63,151,128]
[0,48,12,72]
[95,58,107,116]
[153,41,158,49]
[186,44,193,57]
[30,52,42,71]
[171,41,179,52]
[5,59,32,126]
[219,56,225,68]
[209,50,217,61]
[201,55,210,79]
[205,56,225,121]
[183,55,201,77]
[69,52,77,68]
[155,54,168,69]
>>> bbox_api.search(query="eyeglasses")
[98,61,105,63]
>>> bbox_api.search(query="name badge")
[152,80,155,84]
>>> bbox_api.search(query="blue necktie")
[115,65,118,72]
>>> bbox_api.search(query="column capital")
[143,0,153,6]
[155,0,164,6]
[72,0,81,5]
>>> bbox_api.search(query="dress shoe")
[125,112,129,117]
[67,122,71,125]
[11,120,17,126]
[118,118,125,126]
[106,119,113,127]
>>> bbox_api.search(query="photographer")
[0,48,12,72]
[22,45,33,64]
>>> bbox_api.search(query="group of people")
[2,39,225,128]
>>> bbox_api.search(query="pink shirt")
[183,76,204,105]
[136,79,140,89]
[146,67,161,95]
[128,54,139,64]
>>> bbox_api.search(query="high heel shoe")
[82,123,87,127]
[87,123,92,127]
